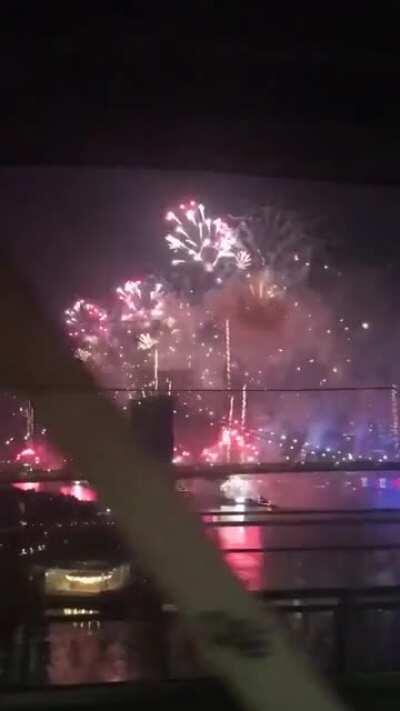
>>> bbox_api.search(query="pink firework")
[15,441,66,470]
[172,444,193,465]
[201,425,260,465]
[59,197,375,466]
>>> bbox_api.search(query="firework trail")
[225,318,231,389]
[154,347,159,391]
[138,333,159,351]
[391,384,400,456]
[201,426,260,466]
[228,395,235,427]
[241,384,248,428]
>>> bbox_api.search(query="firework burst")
[115,278,165,327]
[165,201,251,281]
[55,199,380,470]
[65,299,109,364]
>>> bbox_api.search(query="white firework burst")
[138,333,159,351]
[115,278,165,326]
[165,201,251,278]
[64,300,109,362]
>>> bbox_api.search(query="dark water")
[3,472,400,686]
[3,509,400,686]
[209,514,400,590]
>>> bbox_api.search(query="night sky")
[2,167,400,315]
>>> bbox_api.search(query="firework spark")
[202,426,260,466]
[138,333,159,351]
[115,279,165,325]
[154,347,159,391]
[165,201,251,278]
[65,299,109,363]
[54,198,384,473]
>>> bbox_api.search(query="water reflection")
[46,619,165,685]
[7,598,400,685]
[4,474,400,686]
[12,480,98,502]
[59,482,97,503]
[47,621,136,684]
[213,522,263,591]
[205,510,400,591]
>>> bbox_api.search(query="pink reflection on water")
[214,521,264,591]
[60,482,97,502]
[11,480,98,502]
[13,481,41,493]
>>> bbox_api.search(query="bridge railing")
[5,585,400,682]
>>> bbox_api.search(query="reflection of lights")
[219,504,245,523]
[13,482,40,492]
[57,608,99,617]
[216,524,263,591]
[65,573,113,584]
[60,482,97,502]
[44,564,130,595]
